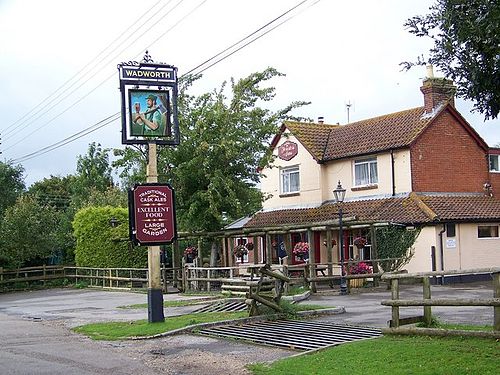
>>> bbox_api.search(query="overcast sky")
[1,0,498,186]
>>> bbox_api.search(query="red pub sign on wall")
[278,141,298,161]
[129,183,177,245]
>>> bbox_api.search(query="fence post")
[423,276,432,326]
[0,267,3,282]
[207,269,211,292]
[494,272,500,331]
[391,278,400,328]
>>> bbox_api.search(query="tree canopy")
[0,161,25,217]
[115,68,309,233]
[402,0,500,119]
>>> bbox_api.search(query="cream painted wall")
[456,223,500,269]
[261,132,323,210]
[405,226,436,273]
[262,131,414,210]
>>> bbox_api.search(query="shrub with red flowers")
[183,246,198,257]
[353,237,367,248]
[292,242,309,255]
[245,242,254,251]
[349,262,372,275]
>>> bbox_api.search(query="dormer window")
[280,165,300,194]
[354,158,378,187]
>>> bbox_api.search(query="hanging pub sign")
[129,183,177,245]
[118,53,180,145]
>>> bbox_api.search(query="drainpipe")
[438,225,446,285]
[390,150,396,196]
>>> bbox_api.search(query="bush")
[73,206,147,268]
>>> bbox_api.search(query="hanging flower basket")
[183,246,198,257]
[233,245,248,258]
[245,242,254,251]
[353,237,367,249]
[293,242,309,259]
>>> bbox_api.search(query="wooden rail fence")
[381,267,500,335]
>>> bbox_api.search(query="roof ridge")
[338,106,425,127]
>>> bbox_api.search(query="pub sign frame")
[118,61,180,145]
[128,183,177,246]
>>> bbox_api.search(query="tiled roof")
[243,194,500,229]
[284,122,338,160]
[284,107,433,161]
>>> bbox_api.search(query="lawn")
[73,311,247,340]
[248,335,499,375]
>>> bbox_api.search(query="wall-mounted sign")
[129,184,177,245]
[278,141,298,161]
[118,62,179,145]
[446,238,456,248]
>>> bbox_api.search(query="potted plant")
[348,261,372,288]
[183,246,198,262]
[293,242,309,260]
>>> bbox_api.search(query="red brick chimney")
[420,65,456,113]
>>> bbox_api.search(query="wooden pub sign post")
[118,52,179,322]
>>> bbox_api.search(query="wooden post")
[221,237,227,267]
[146,142,164,322]
[307,229,316,293]
[326,227,333,277]
[370,225,380,287]
[284,232,291,259]
[391,278,400,328]
[252,236,259,264]
[265,233,272,265]
[42,265,46,287]
[494,272,500,331]
[423,276,432,326]
[172,241,179,288]
[207,269,211,292]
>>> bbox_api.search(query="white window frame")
[280,165,300,194]
[353,158,378,187]
[489,155,500,172]
[477,225,499,239]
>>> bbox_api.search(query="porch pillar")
[307,228,317,293]
[265,232,272,265]
[252,235,259,264]
[370,225,380,287]
[326,227,333,278]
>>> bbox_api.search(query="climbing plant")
[375,225,421,272]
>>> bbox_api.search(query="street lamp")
[334,181,348,295]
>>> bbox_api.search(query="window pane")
[478,225,499,238]
[490,155,499,172]
[369,161,378,183]
[355,163,368,185]
[290,171,300,192]
[281,167,299,193]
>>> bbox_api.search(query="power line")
[9,0,319,164]
[1,0,167,138]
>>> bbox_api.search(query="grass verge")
[73,311,247,340]
[248,335,499,375]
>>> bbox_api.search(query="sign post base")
[147,288,165,323]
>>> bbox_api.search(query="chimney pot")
[318,116,324,124]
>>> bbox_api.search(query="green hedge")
[73,206,147,268]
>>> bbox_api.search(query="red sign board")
[130,184,177,245]
[278,141,298,161]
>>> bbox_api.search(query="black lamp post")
[334,181,348,295]
[109,217,119,228]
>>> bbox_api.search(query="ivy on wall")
[375,225,421,272]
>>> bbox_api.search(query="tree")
[0,161,25,217]
[0,195,60,269]
[72,142,114,208]
[402,0,500,119]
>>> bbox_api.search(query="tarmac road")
[0,282,495,374]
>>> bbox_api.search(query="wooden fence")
[381,267,500,335]
[0,265,182,292]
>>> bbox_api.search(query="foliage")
[348,262,372,275]
[248,335,499,374]
[402,0,500,119]
[292,242,309,255]
[72,143,114,208]
[114,68,309,234]
[0,161,25,217]
[73,311,247,340]
[375,225,421,272]
[0,195,60,269]
[78,186,128,208]
[72,206,146,268]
